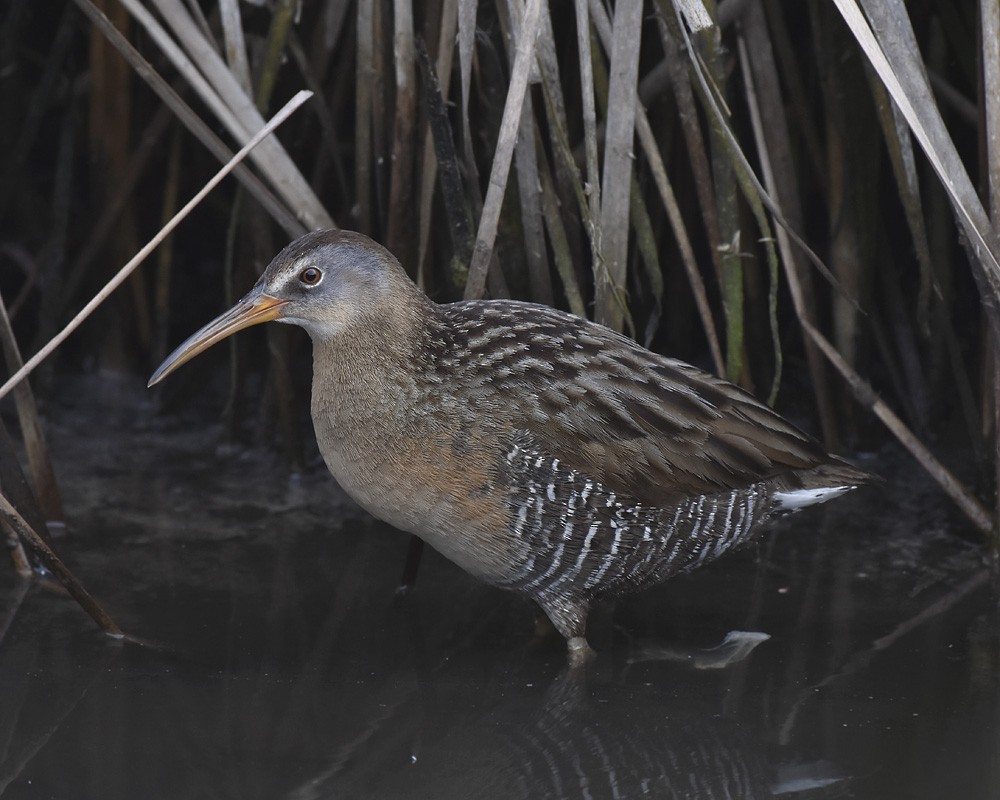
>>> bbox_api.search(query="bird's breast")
[309,386,521,583]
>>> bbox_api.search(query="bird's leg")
[395,535,425,596]
[538,597,595,665]
[566,637,595,666]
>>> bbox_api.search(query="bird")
[150,229,872,662]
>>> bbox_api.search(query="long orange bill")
[148,287,288,387]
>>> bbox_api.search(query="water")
[1,375,998,798]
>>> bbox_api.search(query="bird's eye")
[299,267,322,286]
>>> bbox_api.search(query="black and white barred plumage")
[497,435,767,596]
[493,434,773,639]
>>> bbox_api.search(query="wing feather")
[438,301,863,505]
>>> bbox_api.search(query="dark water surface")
[1,376,998,799]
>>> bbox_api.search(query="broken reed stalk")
[0,492,122,637]
[0,90,312,403]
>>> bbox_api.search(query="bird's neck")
[306,290,436,426]
[304,292,447,523]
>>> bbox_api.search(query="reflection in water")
[309,668,777,799]
[0,376,998,799]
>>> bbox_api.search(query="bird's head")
[148,229,413,387]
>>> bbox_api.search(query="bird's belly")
[311,413,518,583]
[310,412,777,600]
